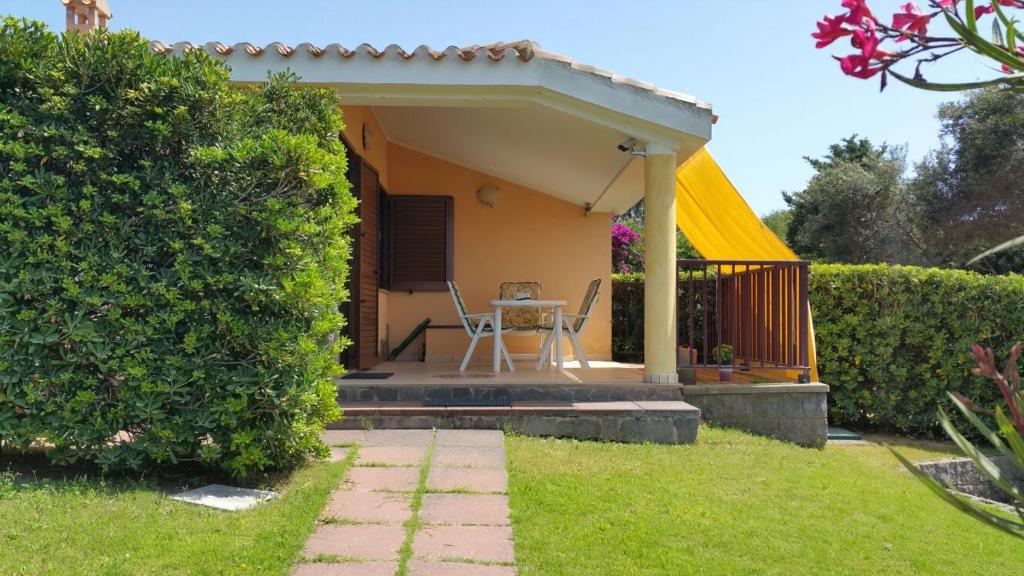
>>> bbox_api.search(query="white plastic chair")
[448,281,515,372]
[536,279,601,369]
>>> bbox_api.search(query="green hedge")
[0,20,355,477]
[810,264,1023,435]
[612,265,1024,436]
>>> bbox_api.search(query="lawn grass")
[506,426,1024,576]
[0,453,352,576]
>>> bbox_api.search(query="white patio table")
[489,299,568,373]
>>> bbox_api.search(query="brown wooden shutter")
[390,195,453,292]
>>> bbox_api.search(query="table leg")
[493,306,502,373]
[554,306,564,371]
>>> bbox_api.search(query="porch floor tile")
[363,429,435,447]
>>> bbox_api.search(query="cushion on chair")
[499,281,543,330]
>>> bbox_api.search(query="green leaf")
[993,18,1005,46]
[967,233,1024,265]
[966,0,978,33]
[888,69,1023,92]
[995,407,1024,469]
[890,447,1024,538]
[938,406,1024,501]
[946,10,1024,71]
[992,0,1024,43]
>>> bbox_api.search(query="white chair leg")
[535,330,555,370]
[461,319,488,372]
[500,337,515,371]
[566,325,589,369]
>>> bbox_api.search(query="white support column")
[643,143,679,384]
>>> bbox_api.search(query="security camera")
[617,138,637,153]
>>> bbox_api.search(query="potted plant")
[712,344,734,382]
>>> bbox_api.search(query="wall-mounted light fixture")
[477,184,500,208]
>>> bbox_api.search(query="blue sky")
[7,0,990,215]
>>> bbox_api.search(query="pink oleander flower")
[813,14,854,48]
[892,2,931,40]
[838,26,890,78]
[841,0,877,24]
[975,0,1024,19]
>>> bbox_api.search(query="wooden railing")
[677,259,810,380]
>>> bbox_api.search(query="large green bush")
[611,265,1024,436]
[0,19,355,477]
[810,264,1024,436]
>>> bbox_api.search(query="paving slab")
[303,524,405,560]
[169,484,278,511]
[357,445,427,467]
[292,562,398,576]
[320,430,368,446]
[420,493,509,526]
[364,429,434,447]
[413,525,515,563]
[345,467,421,492]
[408,560,516,576]
[436,429,504,447]
[328,447,350,462]
[432,446,506,469]
[324,491,412,524]
[427,466,508,493]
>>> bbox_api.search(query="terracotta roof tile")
[149,39,709,109]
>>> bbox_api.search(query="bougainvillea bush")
[0,19,355,478]
[814,0,1024,91]
[611,222,643,273]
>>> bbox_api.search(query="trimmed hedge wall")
[612,265,1024,436]
[0,21,355,477]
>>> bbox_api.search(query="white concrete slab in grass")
[169,484,278,511]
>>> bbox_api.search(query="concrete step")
[336,384,683,404]
[329,400,700,444]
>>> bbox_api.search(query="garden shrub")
[612,265,1024,436]
[810,264,1023,436]
[0,19,355,477]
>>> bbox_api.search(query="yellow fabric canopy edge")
[675,148,819,382]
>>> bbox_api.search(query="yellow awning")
[675,148,819,381]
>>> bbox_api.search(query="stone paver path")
[294,429,516,576]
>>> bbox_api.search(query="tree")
[911,88,1024,271]
[783,136,924,263]
[813,0,1024,92]
[761,209,793,241]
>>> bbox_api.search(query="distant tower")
[62,0,112,33]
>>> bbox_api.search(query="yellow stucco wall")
[385,143,613,361]
[339,105,612,363]
[341,105,390,189]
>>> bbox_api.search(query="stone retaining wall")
[681,383,829,447]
